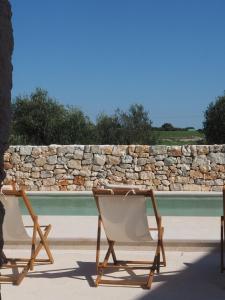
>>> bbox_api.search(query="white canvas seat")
[99,195,153,243]
[1,194,30,242]
[92,187,166,289]
[0,185,54,285]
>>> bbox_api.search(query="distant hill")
[155,130,205,145]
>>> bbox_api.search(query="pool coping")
[4,238,220,251]
[26,191,222,197]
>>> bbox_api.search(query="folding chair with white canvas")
[92,187,166,289]
[0,185,54,285]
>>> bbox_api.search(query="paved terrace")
[2,190,225,299]
[19,215,222,249]
[2,214,225,300]
[2,248,225,300]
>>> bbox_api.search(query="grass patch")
[154,130,205,145]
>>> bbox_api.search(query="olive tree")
[12,88,67,145]
[161,123,175,131]
[63,107,96,144]
[96,104,157,144]
[11,88,96,145]
[203,93,225,144]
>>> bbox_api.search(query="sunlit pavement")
[2,214,225,300]
[2,248,225,300]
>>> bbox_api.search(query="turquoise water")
[19,194,223,216]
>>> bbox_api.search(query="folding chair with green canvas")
[92,187,166,289]
[0,185,54,285]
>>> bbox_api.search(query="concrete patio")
[2,215,225,299]
[2,248,225,300]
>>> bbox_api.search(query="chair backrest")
[104,184,142,190]
[0,190,30,242]
[93,188,159,243]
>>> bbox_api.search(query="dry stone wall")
[3,144,225,191]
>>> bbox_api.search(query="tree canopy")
[96,104,157,145]
[203,92,225,144]
[161,123,174,131]
[11,88,94,145]
[11,89,157,145]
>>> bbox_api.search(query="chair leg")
[221,216,224,273]
[34,224,53,263]
[38,224,54,263]
[96,242,113,286]
[96,216,101,274]
[146,255,158,289]
[107,239,117,265]
[14,264,30,285]
[146,229,162,288]
[160,227,166,267]
[0,259,31,285]
[30,218,38,270]
[157,223,166,272]
[156,239,161,274]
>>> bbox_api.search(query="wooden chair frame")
[221,187,225,272]
[0,186,54,285]
[93,188,166,289]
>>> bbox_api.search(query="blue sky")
[10,0,225,129]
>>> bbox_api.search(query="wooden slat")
[99,279,147,287]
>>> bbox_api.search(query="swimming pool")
[19,191,223,217]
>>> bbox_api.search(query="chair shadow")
[27,261,97,287]
[137,248,225,300]
[27,259,168,288]
[26,249,225,298]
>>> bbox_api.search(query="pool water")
[19,194,223,216]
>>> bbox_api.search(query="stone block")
[126,172,139,180]
[137,158,147,166]
[74,176,85,186]
[208,153,225,164]
[170,183,183,191]
[91,145,101,154]
[107,155,121,165]
[101,145,113,155]
[41,171,53,178]
[35,157,47,167]
[121,155,133,164]
[164,157,177,166]
[150,145,167,155]
[112,145,127,156]
[47,155,58,165]
[93,154,106,166]
[82,159,92,165]
[182,145,191,156]
[74,150,84,160]
[196,145,209,155]
[68,159,82,169]
[20,146,32,156]
[139,171,155,180]
[168,146,182,157]
[31,172,40,179]
[57,146,74,156]
[11,153,21,164]
[42,177,56,186]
